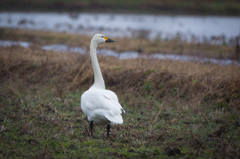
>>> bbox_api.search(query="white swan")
[81,34,125,137]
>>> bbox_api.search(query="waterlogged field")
[0,28,237,60]
[0,43,240,158]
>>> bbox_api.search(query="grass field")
[0,39,240,158]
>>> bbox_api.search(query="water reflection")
[0,12,239,44]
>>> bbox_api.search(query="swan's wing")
[103,90,125,113]
[81,89,124,124]
[99,90,125,124]
[104,90,119,102]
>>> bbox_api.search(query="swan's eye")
[102,36,104,38]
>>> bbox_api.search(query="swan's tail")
[105,112,123,124]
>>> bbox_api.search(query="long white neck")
[90,41,105,89]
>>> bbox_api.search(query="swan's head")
[91,34,115,45]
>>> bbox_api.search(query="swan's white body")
[81,34,125,128]
[81,87,124,125]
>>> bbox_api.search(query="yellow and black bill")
[104,37,115,42]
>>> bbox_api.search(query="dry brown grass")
[0,45,239,111]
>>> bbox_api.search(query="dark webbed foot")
[107,124,110,137]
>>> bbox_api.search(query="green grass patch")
[0,83,239,158]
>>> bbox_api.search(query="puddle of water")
[43,44,86,53]
[0,40,31,48]
[0,12,240,44]
[0,40,239,66]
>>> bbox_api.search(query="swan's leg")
[90,121,93,136]
[107,124,110,137]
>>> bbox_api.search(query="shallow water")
[1,40,239,66]
[0,12,240,44]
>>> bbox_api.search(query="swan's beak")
[104,37,115,42]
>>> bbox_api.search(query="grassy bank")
[0,28,238,60]
[1,0,240,15]
[0,45,240,158]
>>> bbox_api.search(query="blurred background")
[1,0,240,15]
[0,0,240,44]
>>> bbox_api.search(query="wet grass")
[0,45,240,158]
